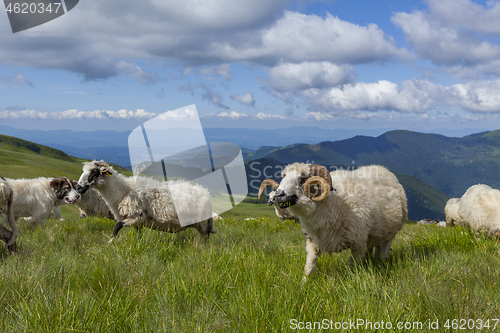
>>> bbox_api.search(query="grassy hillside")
[0,134,131,179]
[0,134,87,180]
[264,129,500,198]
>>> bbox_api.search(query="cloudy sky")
[1,0,500,133]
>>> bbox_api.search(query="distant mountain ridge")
[2,125,500,215]
[263,129,500,198]
[0,124,492,168]
[245,157,449,221]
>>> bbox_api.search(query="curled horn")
[304,164,332,201]
[258,178,279,200]
[303,177,330,201]
[96,161,110,175]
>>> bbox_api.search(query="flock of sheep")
[0,159,498,278]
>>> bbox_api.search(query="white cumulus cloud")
[231,93,255,107]
[392,0,500,79]
[215,111,248,119]
[0,109,158,120]
[259,62,354,92]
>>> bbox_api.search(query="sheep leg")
[133,225,142,237]
[112,221,125,237]
[53,206,62,220]
[2,209,18,249]
[375,239,392,259]
[30,211,48,228]
[109,219,139,243]
[303,235,319,276]
[349,244,367,265]
[193,218,215,244]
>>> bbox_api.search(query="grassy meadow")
[0,211,498,332]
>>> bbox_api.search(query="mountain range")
[0,124,489,167]
[259,130,500,199]
[245,157,449,221]
[3,125,500,221]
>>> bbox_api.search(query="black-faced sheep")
[76,161,216,243]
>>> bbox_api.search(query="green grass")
[0,216,498,332]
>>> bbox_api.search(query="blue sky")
[1,0,500,133]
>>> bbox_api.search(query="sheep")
[1,177,79,248]
[3,177,80,226]
[260,163,407,277]
[69,178,114,220]
[444,198,461,226]
[457,184,500,236]
[0,177,17,250]
[76,160,216,243]
[258,179,299,222]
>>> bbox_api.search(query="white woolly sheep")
[458,184,500,236]
[69,178,114,220]
[76,161,216,242]
[1,177,79,247]
[444,198,461,226]
[260,163,407,277]
[0,177,17,250]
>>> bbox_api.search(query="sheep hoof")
[301,275,309,286]
[7,242,17,252]
[108,237,115,244]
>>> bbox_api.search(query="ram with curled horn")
[96,161,111,176]
[272,162,408,279]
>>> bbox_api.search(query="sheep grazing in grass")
[444,198,461,226]
[261,163,407,277]
[0,177,17,251]
[76,160,216,243]
[458,184,500,236]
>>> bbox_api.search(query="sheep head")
[50,177,80,204]
[77,160,113,194]
[273,163,332,209]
